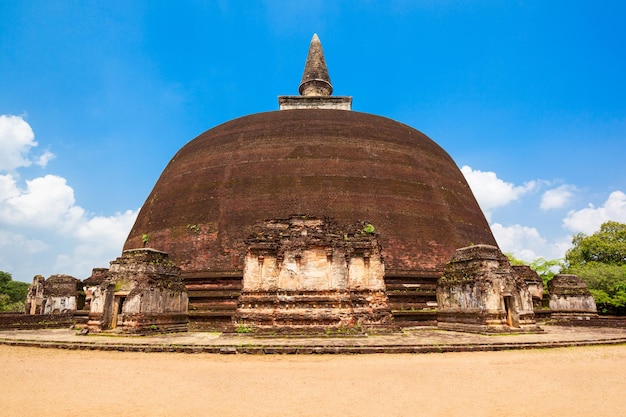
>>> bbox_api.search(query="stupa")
[123,34,498,330]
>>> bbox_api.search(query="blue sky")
[1,1,625,282]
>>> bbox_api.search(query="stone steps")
[385,275,439,326]
[391,310,437,327]
[185,274,241,331]
[184,273,442,330]
[187,290,241,299]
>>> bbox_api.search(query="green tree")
[565,221,626,266]
[506,253,527,266]
[0,271,10,287]
[506,254,562,287]
[563,221,626,315]
[0,271,29,312]
[530,257,563,287]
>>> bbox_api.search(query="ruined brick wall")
[242,217,386,293]
[235,217,394,332]
[83,268,108,311]
[0,313,74,330]
[512,265,544,307]
[25,275,45,315]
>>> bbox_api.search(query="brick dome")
[124,109,497,276]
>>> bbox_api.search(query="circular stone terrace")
[1,326,625,354]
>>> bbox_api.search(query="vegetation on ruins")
[186,224,200,234]
[506,254,562,288]
[362,223,375,234]
[0,271,29,312]
[562,221,626,315]
[235,324,252,334]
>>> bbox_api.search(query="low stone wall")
[0,313,74,330]
[550,315,626,328]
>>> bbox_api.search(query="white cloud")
[563,190,626,234]
[0,230,49,255]
[0,230,50,281]
[0,173,139,278]
[491,223,546,261]
[491,222,569,262]
[54,210,138,278]
[0,115,54,171]
[75,209,138,247]
[461,165,536,219]
[540,184,577,210]
[35,150,55,167]
[0,174,19,199]
[462,166,625,263]
[0,172,138,278]
[493,190,626,264]
[0,114,138,281]
[0,174,85,230]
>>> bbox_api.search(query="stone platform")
[1,325,625,354]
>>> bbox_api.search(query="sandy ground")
[1,344,625,417]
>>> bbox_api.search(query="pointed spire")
[298,34,333,96]
[278,34,351,110]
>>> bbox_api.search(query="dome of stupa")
[124,34,497,279]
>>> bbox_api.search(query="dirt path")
[1,344,625,417]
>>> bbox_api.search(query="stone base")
[437,310,543,334]
[234,289,397,334]
[437,245,542,334]
[87,312,104,332]
[278,95,352,110]
[88,312,189,334]
[550,311,599,322]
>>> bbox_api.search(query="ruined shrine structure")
[87,249,189,334]
[548,274,598,320]
[25,274,82,315]
[437,245,541,333]
[234,217,395,333]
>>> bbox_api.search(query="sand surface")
[1,344,625,417]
